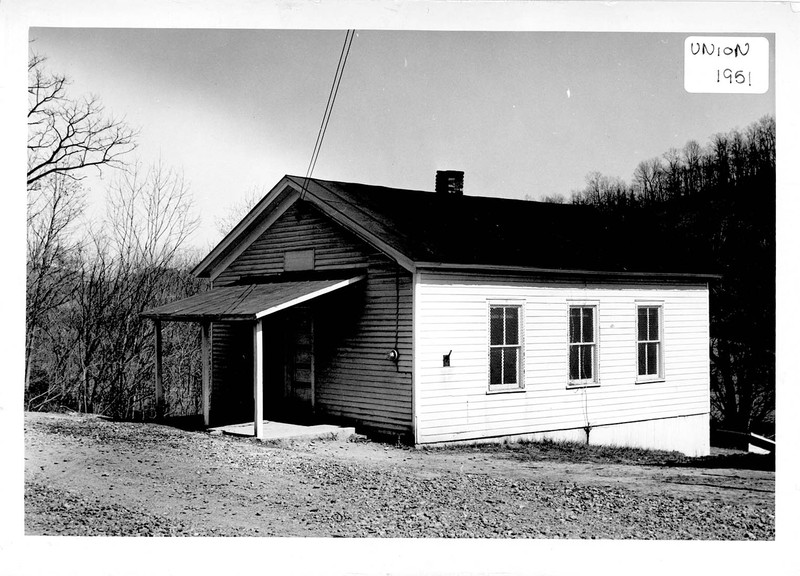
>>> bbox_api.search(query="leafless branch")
[27,53,138,187]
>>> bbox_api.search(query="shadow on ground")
[665,452,774,472]
[154,415,206,432]
[424,438,775,472]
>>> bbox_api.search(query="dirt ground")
[24,411,774,538]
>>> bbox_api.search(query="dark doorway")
[263,306,314,423]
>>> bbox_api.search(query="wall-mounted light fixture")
[387,349,400,363]
[442,350,452,367]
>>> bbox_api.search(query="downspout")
[394,263,400,373]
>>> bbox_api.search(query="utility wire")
[301,29,355,200]
[306,30,351,179]
[310,29,355,177]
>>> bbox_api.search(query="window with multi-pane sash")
[637,305,663,380]
[568,306,596,384]
[489,305,523,390]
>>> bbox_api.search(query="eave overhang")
[413,261,720,282]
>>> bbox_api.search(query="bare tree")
[25,173,85,397]
[572,172,631,210]
[28,160,201,417]
[107,159,198,269]
[682,140,703,196]
[214,185,267,239]
[27,52,137,187]
[632,157,664,203]
[25,51,204,418]
[523,192,566,203]
[540,193,566,204]
[93,160,199,418]
[708,133,731,190]
[662,148,683,199]
[26,50,137,406]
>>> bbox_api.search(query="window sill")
[567,382,600,390]
[486,387,526,395]
[636,377,666,384]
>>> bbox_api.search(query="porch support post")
[154,319,164,420]
[201,321,211,427]
[253,319,264,439]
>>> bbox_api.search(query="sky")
[29,29,775,249]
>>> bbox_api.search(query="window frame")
[487,301,525,393]
[566,302,599,388]
[635,302,665,383]
[284,248,315,272]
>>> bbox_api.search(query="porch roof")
[141,275,365,322]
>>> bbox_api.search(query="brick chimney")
[435,170,464,196]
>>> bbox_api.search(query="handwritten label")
[684,36,768,94]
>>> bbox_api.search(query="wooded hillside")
[566,116,775,434]
[26,52,205,419]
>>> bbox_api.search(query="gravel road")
[24,412,774,538]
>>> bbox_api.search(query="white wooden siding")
[420,413,709,456]
[414,271,710,452]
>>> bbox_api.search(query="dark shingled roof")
[286,176,712,277]
[142,276,364,321]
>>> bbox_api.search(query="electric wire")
[301,29,355,200]
[310,29,354,177]
[304,30,350,184]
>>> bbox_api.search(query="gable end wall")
[214,201,370,285]
[210,199,413,436]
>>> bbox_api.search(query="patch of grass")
[423,438,699,466]
[423,438,689,466]
[523,440,692,466]
[423,438,775,470]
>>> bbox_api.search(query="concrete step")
[208,420,356,442]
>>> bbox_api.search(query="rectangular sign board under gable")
[684,36,769,94]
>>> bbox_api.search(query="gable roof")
[194,175,716,280]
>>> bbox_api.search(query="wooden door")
[283,306,314,421]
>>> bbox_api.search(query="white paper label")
[684,36,769,94]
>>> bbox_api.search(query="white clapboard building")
[144,172,714,456]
